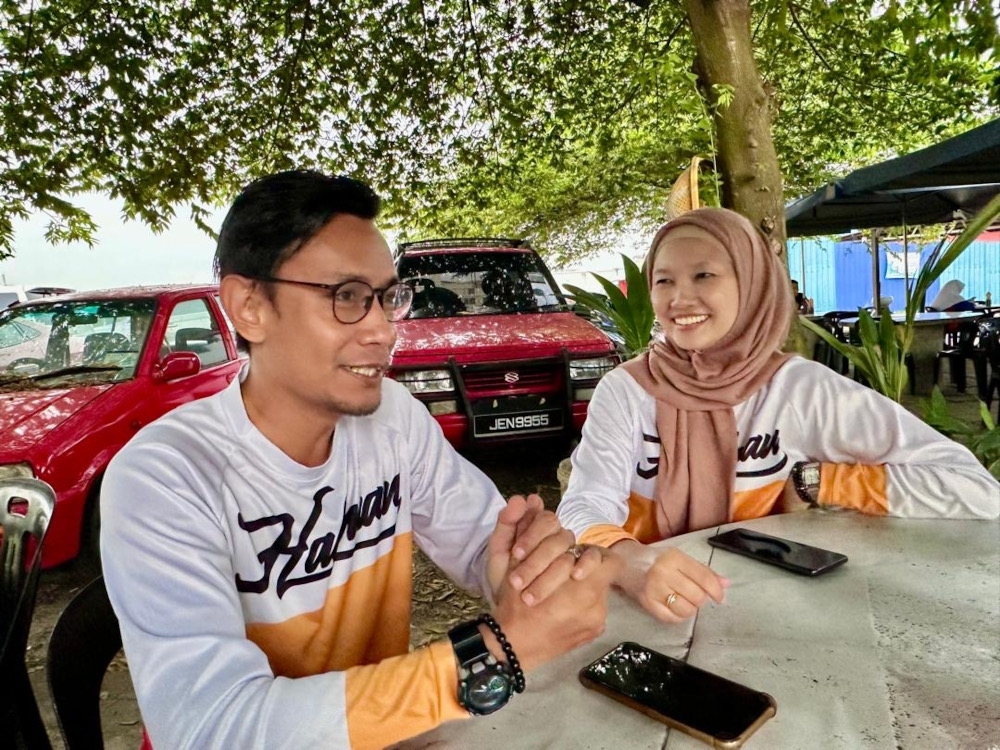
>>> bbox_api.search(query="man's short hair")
[214,170,381,281]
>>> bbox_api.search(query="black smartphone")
[707,527,848,576]
[579,642,776,748]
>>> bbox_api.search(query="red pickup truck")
[392,238,620,449]
[0,285,244,567]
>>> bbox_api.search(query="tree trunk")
[684,0,787,257]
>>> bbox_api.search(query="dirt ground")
[25,441,570,749]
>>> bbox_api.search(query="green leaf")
[563,256,655,358]
[980,401,996,432]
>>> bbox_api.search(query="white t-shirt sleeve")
[777,359,999,518]
[557,368,639,540]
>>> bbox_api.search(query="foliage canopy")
[0,0,996,260]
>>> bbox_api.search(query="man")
[101,170,620,749]
[791,279,814,315]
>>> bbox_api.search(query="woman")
[557,208,999,624]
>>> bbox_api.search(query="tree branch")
[462,0,499,157]
[266,1,315,161]
[787,2,835,76]
[786,0,918,99]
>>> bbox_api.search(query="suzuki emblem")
[504,371,520,384]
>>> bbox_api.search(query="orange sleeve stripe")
[622,492,664,544]
[345,639,467,750]
[578,524,637,548]
[578,492,663,546]
[731,480,784,521]
[819,463,888,515]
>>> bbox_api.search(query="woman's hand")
[487,494,603,606]
[610,539,728,623]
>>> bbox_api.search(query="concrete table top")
[394,512,1000,749]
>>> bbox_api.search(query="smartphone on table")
[707,528,848,576]
[579,641,776,749]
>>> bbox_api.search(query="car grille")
[460,362,561,392]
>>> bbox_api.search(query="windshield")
[0,298,157,386]
[397,250,569,319]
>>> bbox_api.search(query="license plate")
[473,408,564,437]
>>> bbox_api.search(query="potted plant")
[564,253,655,360]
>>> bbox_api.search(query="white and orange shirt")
[101,371,505,750]
[558,357,999,548]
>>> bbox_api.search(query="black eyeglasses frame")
[253,276,414,324]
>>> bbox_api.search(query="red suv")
[391,238,620,449]
[0,285,244,567]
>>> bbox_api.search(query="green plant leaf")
[919,387,976,436]
[563,257,655,358]
[979,401,997,432]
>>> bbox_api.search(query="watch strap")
[449,620,490,669]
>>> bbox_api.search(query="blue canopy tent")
[785,118,1000,306]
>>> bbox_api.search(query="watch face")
[465,666,513,715]
[802,465,821,486]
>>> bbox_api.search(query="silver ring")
[666,592,678,607]
[567,543,586,561]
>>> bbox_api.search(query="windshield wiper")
[30,365,122,380]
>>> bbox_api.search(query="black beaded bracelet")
[478,613,526,694]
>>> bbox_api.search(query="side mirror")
[153,351,201,382]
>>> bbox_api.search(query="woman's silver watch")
[791,461,822,506]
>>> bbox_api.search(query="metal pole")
[799,238,806,295]
[872,230,881,309]
[902,221,909,310]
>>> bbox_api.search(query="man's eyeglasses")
[256,277,414,324]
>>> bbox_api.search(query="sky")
[0,193,229,291]
[0,193,636,294]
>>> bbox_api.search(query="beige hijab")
[623,208,794,538]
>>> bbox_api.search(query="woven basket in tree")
[665,156,703,220]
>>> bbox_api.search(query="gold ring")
[567,544,586,560]
[666,592,678,607]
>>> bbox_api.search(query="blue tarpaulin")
[787,235,1000,314]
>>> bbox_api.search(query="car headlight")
[569,356,618,381]
[394,369,455,394]
[0,462,35,479]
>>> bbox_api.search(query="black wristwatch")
[791,461,822,506]
[448,620,514,716]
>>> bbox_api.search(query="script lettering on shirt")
[235,474,402,598]
[636,432,661,479]
[736,429,788,477]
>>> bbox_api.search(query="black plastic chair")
[934,319,989,399]
[981,318,1000,421]
[812,311,856,375]
[1,477,56,750]
[46,575,123,750]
